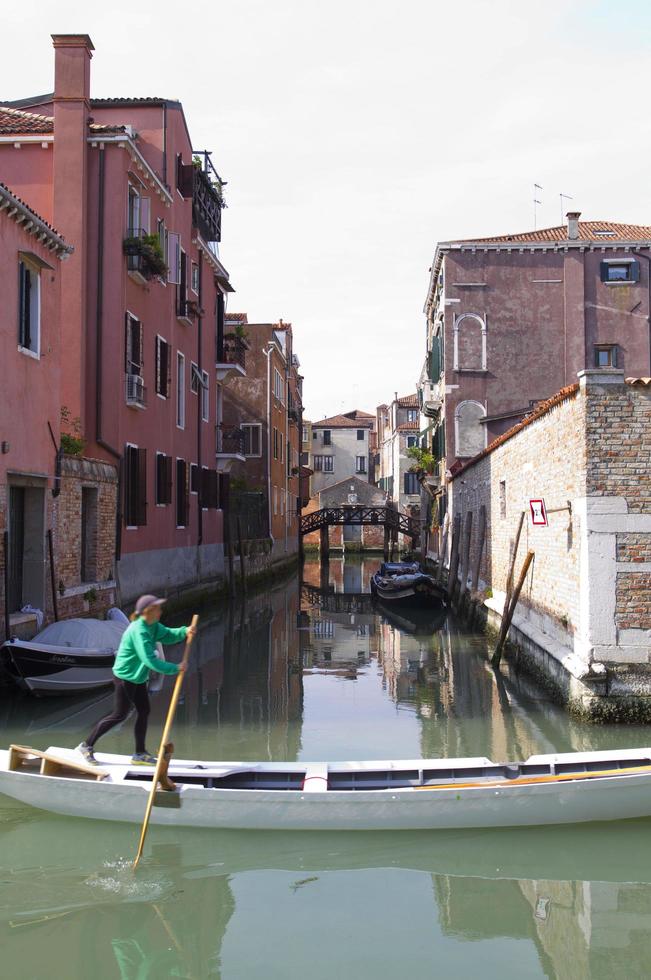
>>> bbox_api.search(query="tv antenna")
[560,192,573,224]
[533,184,543,230]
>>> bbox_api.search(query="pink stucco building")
[419,213,651,522]
[0,34,236,602]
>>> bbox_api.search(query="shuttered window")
[201,468,219,508]
[167,232,181,285]
[18,259,41,355]
[125,313,143,375]
[155,336,171,397]
[176,458,190,528]
[125,445,147,526]
[155,452,173,506]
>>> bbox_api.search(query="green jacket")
[113,618,187,685]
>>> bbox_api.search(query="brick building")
[221,315,303,562]
[376,393,421,517]
[447,370,651,718]
[0,179,120,638]
[419,213,651,519]
[310,410,375,494]
[0,34,234,603]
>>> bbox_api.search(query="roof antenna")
[533,184,543,230]
[560,192,573,225]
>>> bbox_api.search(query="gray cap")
[135,594,166,615]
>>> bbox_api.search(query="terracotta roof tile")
[397,393,418,407]
[626,377,651,386]
[0,104,126,136]
[0,180,70,254]
[225,313,248,323]
[314,412,375,429]
[455,221,651,245]
[397,422,419,431]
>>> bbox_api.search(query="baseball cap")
[135,594,166,616]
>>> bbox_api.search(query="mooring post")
[492,550,535,667]
[447,515,462,600]
[436,515,450,586]
[383,526,390,562]
[471,505,487,593]
[458,511,473,600]
[320,524,330,564]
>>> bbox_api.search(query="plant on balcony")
[123,234,168,280]
[406,446,436,475]
[60,406,85,456]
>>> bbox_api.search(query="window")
[274,368,285,403]
[191,263,199,294]
[273,487,278,515]
[302,425,308,444]
[201,468,219,508]
[406,410,418,423]
[312,431,317,440]
[355,456,367,474]
[323,430,331,446]
[404,472,420,495]
[279,431,284,463]
[191,362,201,394]
[300,451,309,465]
[201,370,209,422]
[455,401,486,458]
[124,444,147,527]
[499,480,507,519]
[407,435,417,448]
[157,218,167,264]
[127,185,140,233]
[168,232,181,285]
[176,458,189,528]
[595,345,617,368]
[18,259,40,355]
[125,313,143,376]
[243,423,262,457]
[323,456,334,473]
[177,249,188,316]
[155,452,173,505]
[273,427,279,460]
[176,352,185,429]
[313,455,323,471]
[155,336,171,398]
[601,260,639,283]
[356,429,365,441]
[454,313,486,371]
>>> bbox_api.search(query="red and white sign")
[529,499,548,526]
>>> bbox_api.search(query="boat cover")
[379,562,420,576]
[376,573,434,590]
[31,619,126,651]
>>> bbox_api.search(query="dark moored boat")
[370,562,446,610]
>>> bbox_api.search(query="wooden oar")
[413,762,651,793]
[133,614,199,870]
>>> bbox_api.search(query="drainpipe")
[196,251,203,547]
[284,354,289,554]
[262,343,274,544]
[94,146,123,563]
[632,251,651,375]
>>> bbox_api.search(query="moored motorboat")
[370,562,446,609]
[2,743,651,830]
[0,617,127,696]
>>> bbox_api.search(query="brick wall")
[449,371,651,667]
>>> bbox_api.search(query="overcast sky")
[4,1,650,420]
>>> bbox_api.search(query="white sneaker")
[75,742,98,766]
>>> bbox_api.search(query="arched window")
[453,314,486,371]
[455,401,486,458]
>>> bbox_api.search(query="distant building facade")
[310,410,375,494]
[376,393,421,518]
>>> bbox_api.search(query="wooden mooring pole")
[492,550,535,667]
[447,515,462,601]
[436,516,449,586]
[471,505,487,593]
[47,529,59,622]
[458,511,473,601]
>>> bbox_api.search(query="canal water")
[1,556,651,979]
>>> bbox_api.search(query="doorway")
[7,483,45,614]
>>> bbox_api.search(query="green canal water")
[1,557,651,978]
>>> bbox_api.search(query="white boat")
[0,618,127,695]
[2,743,651,830]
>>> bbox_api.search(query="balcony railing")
[221,333,247,371]
[177,296,200,320]
[125,373,147,408]
[180,152,225,243]
[123,229,168,281]
[217,426,245,455]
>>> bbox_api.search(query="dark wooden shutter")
[136,448,147,526]
[125,314,131,372]
[165,341,171,396]
[599,261,608,283]
[630,260,640,283]
[178,162,195,198]
[155,338,162,395]
[18,261,31,348]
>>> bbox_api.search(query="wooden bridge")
[300,505,419,559]
[301,583,375,615]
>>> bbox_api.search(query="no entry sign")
[529,499,548,526]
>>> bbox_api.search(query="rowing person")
[76,595,196,766]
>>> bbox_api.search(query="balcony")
[216,333,247,382]
[288,406,299,425]
[177,296,200,325]
[124,229,168,285]
[216,425,245,472]
[180,152,225,244]
[125,373,146,409]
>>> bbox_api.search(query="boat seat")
[8,744,108,781]
[302,764,329,792]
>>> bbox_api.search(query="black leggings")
[87,678,151,754]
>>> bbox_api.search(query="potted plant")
[406,446,436,476]
[60,406,85,456]
[123,234,168,280]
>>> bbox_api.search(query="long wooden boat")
[370,562,446,609]
[3,744,651,830]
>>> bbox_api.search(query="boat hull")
[3,748,651,831]
[1,641,115,695]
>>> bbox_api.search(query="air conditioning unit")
[126,373,146,408]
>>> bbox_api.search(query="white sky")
[3,1,650,420]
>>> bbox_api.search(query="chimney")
[566,211,581,241]
[52,34,94,427]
